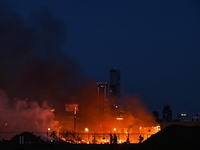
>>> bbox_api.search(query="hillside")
[134,124,200,150]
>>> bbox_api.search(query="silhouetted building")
[177,111,189,122]
[109,68,121,108]
[192,113,200,122]
[97,82,108,111]
[163,105,172,122]
[152,111,159,121]
[152,111,164,122]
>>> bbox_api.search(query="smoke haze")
[0,2,83,106]
[0,1,157,137]
[0,90,58,132]
[0,1,84,133]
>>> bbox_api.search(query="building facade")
[163,105,172,122]
[96,82,108,111]
[177,112,189,122]
[109,68,121,108]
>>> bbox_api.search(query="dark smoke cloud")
[0,1,88,135]
[0,2,83,109]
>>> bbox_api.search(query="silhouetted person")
[109,134,113,148]
[113,134,118,148]
[127,137,130,144]
[139,135,143,143]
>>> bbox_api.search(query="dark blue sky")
[4,0,200,120]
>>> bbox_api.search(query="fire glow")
[56,94,161,144]
[0,88,161,144]
[0,86,161,144]
[58,126,161,144]
[0,2,160,144]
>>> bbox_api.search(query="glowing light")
[50,109,55,112]
[85,128,89,132]
[48,128,50,131]
[61,138,66,141]
[5,123,7,126]
[156,125,161,131]
[114,128,116,131]
[116,118,123,120]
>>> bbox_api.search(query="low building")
[177,112,189,122]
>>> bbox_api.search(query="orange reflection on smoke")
[55,86,160,144]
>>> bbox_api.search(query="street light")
[47,128,50,137]
[116,118,123,133]
[2,123,8,141]
[85,128,89,144]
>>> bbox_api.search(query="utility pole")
[74,106,77,133]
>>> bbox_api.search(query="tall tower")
[97,82,108,111]
[109,68,121,108]
[163,105,172,122]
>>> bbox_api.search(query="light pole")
[74,107,77,133]
[2,123,7,141]
[85,128,89,143]
[47,128,50,137]
[116,118,123,133]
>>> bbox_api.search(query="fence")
[70,132,153,144]
[0,131,154,144]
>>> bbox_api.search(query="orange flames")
[0,82,160,143]
[54,86,160,144]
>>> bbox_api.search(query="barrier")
[1,131,155,144]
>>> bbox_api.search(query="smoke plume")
[0,1,84,133]
[0,1,157,139]
[0,2,83,107]
[0,90,58,132]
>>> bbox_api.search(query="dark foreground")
[0,143,137,150]
[2,124,200,150]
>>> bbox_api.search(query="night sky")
[3,0,200,120]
